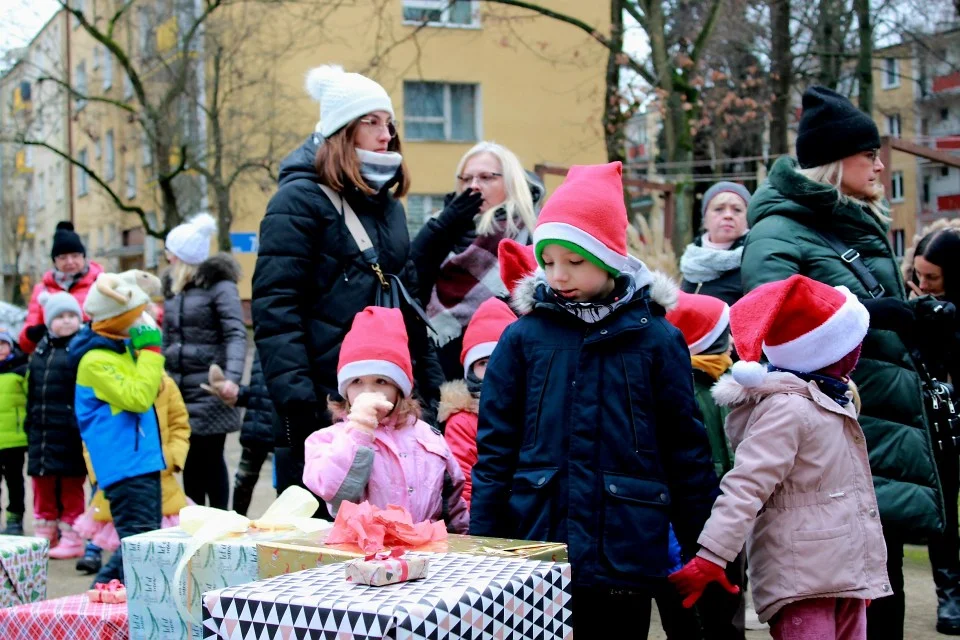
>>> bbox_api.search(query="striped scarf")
[356,149,402,191]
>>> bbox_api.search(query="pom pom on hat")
[165,213,217,265]
[51,220,86,260]
[731,360,768,387]
[305,64,395,139]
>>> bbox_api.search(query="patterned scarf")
[53,263,90,292]
[548,275,637,324]
[679,243,743,284]
[356,149,403,191]
[427,214,527,347]
[768,365,852,406]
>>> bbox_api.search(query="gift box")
[204,553,572,640]
[0,594,127,640]
[258,531,567,579]
[344,550,430,586]
[0,535,47,608]
[122,526,321,640]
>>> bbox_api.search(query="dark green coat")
[693,369,733,477]
[742,156,943,542]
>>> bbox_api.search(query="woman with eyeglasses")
[251,65,443,500]
[410,142,545,380]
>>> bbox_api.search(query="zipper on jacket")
[620,354,640,453]
[532,351,556,446]
[135,415,141,451]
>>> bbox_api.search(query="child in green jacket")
[0,329,28,535]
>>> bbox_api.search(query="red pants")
[771,597,867,640]
[32,476,86,526]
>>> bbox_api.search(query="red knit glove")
[668,556,740,608]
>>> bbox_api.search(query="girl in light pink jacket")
[303,307,469,532]
[670,275,889,640]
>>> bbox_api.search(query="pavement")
[30,431,945,638]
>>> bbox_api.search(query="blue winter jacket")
[470,273,720,589]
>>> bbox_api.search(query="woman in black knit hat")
[19,222,104,354]
[740,85,949,640]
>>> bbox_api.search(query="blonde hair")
[327,394,422,425]
[169,261,199,295]
[454,142,536,237]
[796,160,891,224]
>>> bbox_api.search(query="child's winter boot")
[76,542,102,575]
[49,523,85,559]
[1,514,24,536]
[33,519,59,546]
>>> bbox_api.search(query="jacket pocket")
[509,467,558,539]
[600,472,671,576]
[525,352,556,450]
[792,523,863,596]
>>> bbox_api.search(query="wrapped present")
[258,530,567,579]
[344,549,429,586]
[123,487,332,640]
[0,594,127,640]
[0,535,47,608]
[204,553,572,640]
[88,579,127,604]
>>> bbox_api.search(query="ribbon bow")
[96,579,124,593]
[365,548,407,561]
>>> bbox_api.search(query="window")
[123,73,134,100]
[405,193,446,236]
[94,137,102,160]
[943,166,950,178]
[924,176,931,203]
[142,131,153,166]
[890,170,904,202]
[892,229,906,259]
[402,0,476,27]
[138,9,153,58]
[922,117,930,136]
[886,113,901,138]
[404,81,479,141]
[37,171,45,209]
[105,130,115,181]
[97,226,105,252]
[77,149,89,196]
[144,211,158,267]
[125,165,137,199]
[92,45,101,70]
[75,61,87,110]
[882,57,900,89]
[941,108,950,122]
[102,50,113,90]
[56,162,63,202]
[72,0,84,29]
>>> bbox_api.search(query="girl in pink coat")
[670,275,890,640]
[303,307,469,532]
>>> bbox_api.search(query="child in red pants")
[25,292,88,557]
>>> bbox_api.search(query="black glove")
[860,297,915,337]
[912,296,956,341]
[435,189,483,235]
[24,324,47,344]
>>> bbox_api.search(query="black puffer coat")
[163,254,247,436]
[25,334,86,477]
[237,350,274,449]
[252,134,444,451]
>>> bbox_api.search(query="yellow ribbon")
[172,486,328,625]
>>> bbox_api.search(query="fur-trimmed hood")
[195,253,242,288]
[510,264,680,317]
[438,380,478,422]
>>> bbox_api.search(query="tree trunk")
[817,0,839,89]
[855,0,873,114]
[215,185,233,252]
[603,0,626,163]
[769,0,792,157]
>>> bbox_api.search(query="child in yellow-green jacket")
[0,329,28,535]
[69,270,166,586]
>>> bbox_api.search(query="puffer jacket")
[237,350,274,449]
[25,333,85,476]
[679,235,745,306]
[19,261,104,353]
[0,351,28,450]
[252,134,444,451]
[470,268,719,588]
[163,254,247,436]
[743,155,943,541]
[698,372,890,623]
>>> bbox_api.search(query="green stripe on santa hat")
[533,222,627,276]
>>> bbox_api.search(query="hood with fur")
[438,380,478,422]
[195,253,242,289]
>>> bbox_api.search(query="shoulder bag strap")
[815,229,886,299]
[317,183,389,289]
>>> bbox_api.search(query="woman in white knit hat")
[162,213,247,510]
[251,65,443,502]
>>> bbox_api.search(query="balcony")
[934,71,960,93]
[937,194,960,211]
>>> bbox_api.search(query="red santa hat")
[337,307,413,397]
[666,291,730,355]
[532,161,632,276]
[498,238,538,297]
[460,297,516,377]
[729,275,870,386]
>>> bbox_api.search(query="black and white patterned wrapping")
[201,552,572,640]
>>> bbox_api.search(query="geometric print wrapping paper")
[0,535,48,608]
[202,553,573,640]
[0,594,128,640]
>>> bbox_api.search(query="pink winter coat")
[696,371,890,624]
[303,413,469,533]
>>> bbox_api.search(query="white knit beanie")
[305,65,394,138]
[165,213,217,265]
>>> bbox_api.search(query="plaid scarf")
[426,216,528,347]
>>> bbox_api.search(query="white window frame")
[105,129,115,181]
[882,57,900,89]
[102,50,113,90]
[886,113,901,138]
[77,149,89,197]
[125,165,137,199]
[404,81,481,142]
[892,229,906,258]
[891,170,905,203]
[401,0,478,28]
[75,60,87,111]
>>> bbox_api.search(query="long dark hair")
[915,228,960,306]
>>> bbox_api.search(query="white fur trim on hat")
[762,286,869,372]
[463,342,497,378]
[337,359,413,397]
[534,222,631,273]
[165,212,217,265]
[305,65,395,139]
[689,304,730,356]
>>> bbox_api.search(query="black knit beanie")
[50,221,86,260]
[796,86,881,169]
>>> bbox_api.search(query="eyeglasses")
[358,117,397,138]
[457,172,502,186]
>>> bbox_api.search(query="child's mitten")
[200,364,236,406]
[345,392,394,436]
[130,312,162,353]
[668,555,740,608]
